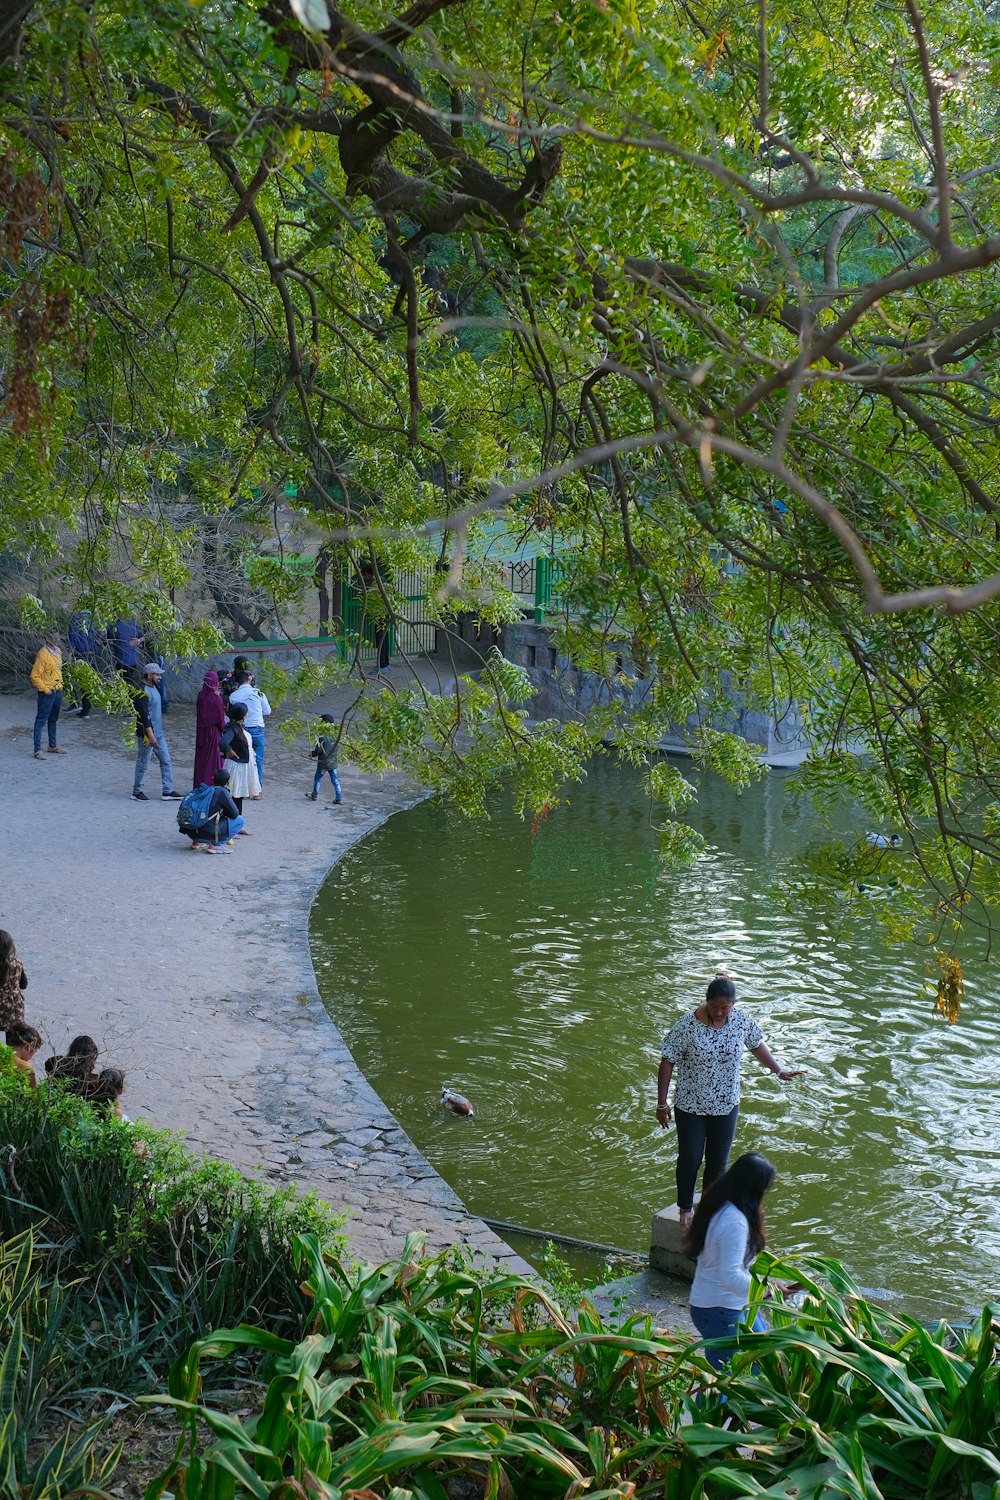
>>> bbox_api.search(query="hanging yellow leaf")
[704,28,727,76]
[933,951,964,1024]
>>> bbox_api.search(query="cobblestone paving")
[0,685,531,1271]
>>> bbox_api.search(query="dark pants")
[33,690,62,751]
[675,1105,739,1211]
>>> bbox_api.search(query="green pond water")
[311,759,1000,1320]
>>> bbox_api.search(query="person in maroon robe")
[193,670,226,788]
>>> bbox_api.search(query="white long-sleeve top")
[690,1202,754,1310]
[228,683,271,729]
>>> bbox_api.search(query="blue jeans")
[33,690,62,751]
[675,1105,739,1212]
[312,765,342,800]
[246,725,264,785]
[134,735,174,794]
[690,1304,767,1370]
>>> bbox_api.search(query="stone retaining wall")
[501,621,812,762]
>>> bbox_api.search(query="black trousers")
[675,1105,739,1211]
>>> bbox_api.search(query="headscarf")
[197,670,227,736]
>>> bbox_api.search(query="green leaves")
[0,1067,347,1397]
[3,0,1000,918]
[149,1237,1000,1500]
[0,1232,123,1500]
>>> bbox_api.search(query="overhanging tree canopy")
[2,0,1000,931]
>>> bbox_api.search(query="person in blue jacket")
[67,608,101,719]
[109,618,144,686]
[184,769,245,852]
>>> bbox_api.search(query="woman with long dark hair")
[220,700,259,819]
[685,1151,775,1369]
[44,1034,100,1096]
[0,930,29,1031]
[656,970,805,1231]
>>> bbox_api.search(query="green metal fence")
[226,556,565,654]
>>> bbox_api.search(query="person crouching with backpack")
[178,768,245,854]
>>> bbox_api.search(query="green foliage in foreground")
[2,1051,998,1500]
[148,1232,1000,1500]
[0,1232,123,1499]
[0,1055,346,1397]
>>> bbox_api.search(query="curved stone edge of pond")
[0,690,532,1273]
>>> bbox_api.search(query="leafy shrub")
[0,1230,122,1497]
[0,1055,346,1392]
[149,1236,1000,1500]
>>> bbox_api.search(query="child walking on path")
[306,715,343,804]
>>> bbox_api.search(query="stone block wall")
[164,641,342,702]
[500,621,812,762]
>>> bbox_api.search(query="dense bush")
[149,1237,1000,1500]
[0,1051,347,1394]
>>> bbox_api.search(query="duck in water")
[441,1087,474,1117]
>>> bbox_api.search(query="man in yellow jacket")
[30,629,65,760]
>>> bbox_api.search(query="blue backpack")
[177,784,218,836]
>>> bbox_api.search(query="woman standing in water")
[655,971,805,1230]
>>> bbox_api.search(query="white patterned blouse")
[661,1007,765,1115]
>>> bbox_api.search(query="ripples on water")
[312,760,1000,1319]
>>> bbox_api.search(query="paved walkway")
[0,681,530,1270]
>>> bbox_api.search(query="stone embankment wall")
[500,621,812,763]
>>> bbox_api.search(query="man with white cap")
[132,662,180,802]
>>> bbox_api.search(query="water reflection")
[311,759,1000,1319]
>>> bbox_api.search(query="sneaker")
[305,793,317,800]
[161,791,182,800]
[48,745,65,754]
[79,713,91,721]
[204,844,222,854]
[334,798,343,804]
[190,842,203,850]
[131,789,148,801]
[65,706,83,716]
[33,750,46,760]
